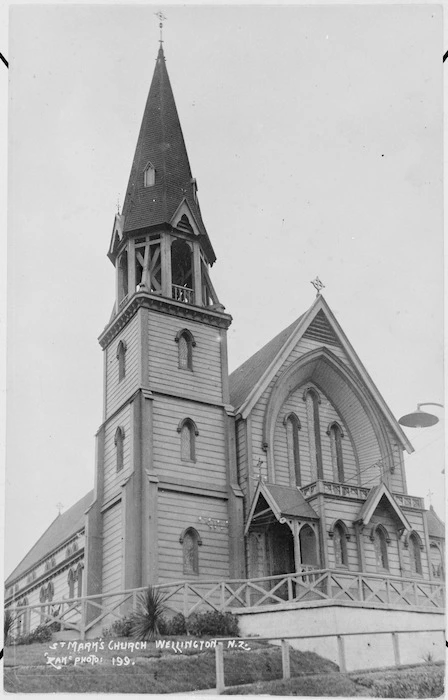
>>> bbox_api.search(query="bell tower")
[84,44,244,602]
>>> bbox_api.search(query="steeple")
[107,45,222,314]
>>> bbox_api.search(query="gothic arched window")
[144,161,155,187]
[409,532,423,575]
[117,340,127,381]
[175,329,196,371]
[284,413,301,486]
[180,528,202,575]
[177,418,199,462]
[332,521,348,567]
[76,563,83,597]
[68,569,75,598]
[303,388,323,479]
[327,422,345,483]
[372,525,389,571]
[114,426,125,472]
[430,543,443,578]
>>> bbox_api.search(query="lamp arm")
[416,402,444,411]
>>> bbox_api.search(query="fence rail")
[9,569,444,639]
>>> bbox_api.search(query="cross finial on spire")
[116,194,121,215]
[311,276,325,296]
[154,11,167,45]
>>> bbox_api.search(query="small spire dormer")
[107,45,222,314]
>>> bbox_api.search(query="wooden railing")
[172,284,194,304]
[8,569,444,639]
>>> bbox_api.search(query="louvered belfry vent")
[303,310,341,346]
[177,214,194,235]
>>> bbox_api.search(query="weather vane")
[311,276,325,296]
[154,11,167,44]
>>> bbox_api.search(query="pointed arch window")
[68,569,75,599]
[327,422,345,483]
[284,413,301,486]
[303,388,323,479]
[175,329,196,371]
[408,532,423,575]
[330,520,350,567]
[76,563,83,597]
[430,543,443,579]
[371,525,390,571]
[180,528,202,575]
[144,162,155,188]
[177,418,198,462]
[117,340,127,381]
[114,427,125,472]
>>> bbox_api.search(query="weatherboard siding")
[103,405,132,502]
[157,490,229,582]
[152,396,227,487]
[147,312,223,403]
[105,314,140,417]
[102,501,123,594]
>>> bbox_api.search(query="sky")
[3,3,445,578]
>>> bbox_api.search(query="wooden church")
[5,43,444,642]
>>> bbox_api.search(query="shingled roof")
[5,491,93,586]
[121,46,215,263]
[427,505,445,539]
[229,314,305,410]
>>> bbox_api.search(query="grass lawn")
[4,637,338,693]
[223,663,445,697]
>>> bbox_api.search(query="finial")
[116,194,121,215]
[56,502,64,515]
[311,276,325,296]
[426,490,434,506]
[154,11,167,45]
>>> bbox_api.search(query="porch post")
[293,521,301,570]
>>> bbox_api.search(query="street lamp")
[398,402,444,428]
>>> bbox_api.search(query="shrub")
[130,585,169,641]
[15,624,52,645]
[4,609,15,645]
[111,616,133,638]
[186,611,239,638]
[162,613,187,636]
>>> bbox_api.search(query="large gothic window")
[327,422,344,483]
[284,413,301,486]
[178,418,199,462]
[303,388,323,479]
[372,525,389,571]
[175,329,196,371]
[180,528,201,575]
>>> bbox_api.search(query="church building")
[5,42,444,645]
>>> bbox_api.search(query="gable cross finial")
[116,194,121,215]
[56,502,64,515]
[311,276,325,296]
[426,490,434,506]
[154,11,167,45]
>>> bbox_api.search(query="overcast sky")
[4,3,445,577]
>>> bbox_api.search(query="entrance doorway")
[299,524,319,567]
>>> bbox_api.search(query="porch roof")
[245,481,319,534]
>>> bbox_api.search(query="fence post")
[391,632,401,667]
[337,635,347,673]
[79,599,86,641]
[215,642,225,694]
[281,639,291,679]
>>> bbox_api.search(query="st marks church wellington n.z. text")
[5,44,445,665]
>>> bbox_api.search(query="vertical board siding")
[103,406,132,502]
[152,396,227,488]
[157,490,230,583]
[102,502,123,594]
[273,382,358,487]
[147,312,223,403]
[105,315,140,417]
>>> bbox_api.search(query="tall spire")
[121,46,216,264]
